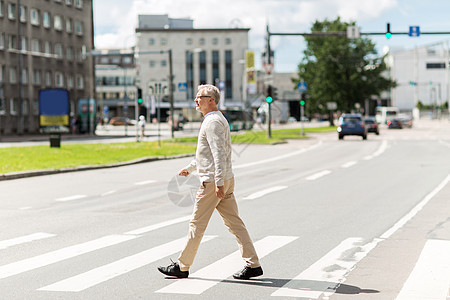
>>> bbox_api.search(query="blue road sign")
[178,82,187,92]
[297,81,307,92]
[409,26,420,37]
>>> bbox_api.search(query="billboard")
[39,89,70,133]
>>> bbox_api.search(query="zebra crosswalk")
[1,227,449,299]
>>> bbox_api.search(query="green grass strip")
[0,142,196,174]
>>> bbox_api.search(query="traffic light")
[137,88,143,104]
[266,85,273,103]
[272,86,278,101]
[385,23,392,39]
[300,93,306,106]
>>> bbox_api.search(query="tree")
[293,17,396,117]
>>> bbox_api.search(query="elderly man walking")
[158,84,262,280]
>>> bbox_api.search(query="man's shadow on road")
[166,276,379,296]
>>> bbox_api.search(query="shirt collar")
[204,110,218,118]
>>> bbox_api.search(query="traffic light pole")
[300,105,305,136]
[268,102,272,138]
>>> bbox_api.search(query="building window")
[75,21,83,35]
[0,33,4,50]
[76,75,84,89]
[0,65,3,83]
[9,68,17,83]
[225,50,232,99]
[161,60,167,67]
[186,51,194,99]
[426,62,446,69]
[0,98,6,115]
[33,100,39,115]
[20,37,27,51]
[199,38,205,45]
[161,38,166,46]
[149,38,155,45]
[33,70,41,85]
[75,0,83,9]
[199,51,206,85]
[149,60,155,67]
[22,99,29,115]
[19,5,26,22]
[45,71,52,86]
[31,39,40,53]
[67,75,74,89]
[8,3,15,20]
[8,35,17,49]
[55,0,62,2]
[66,47,73,60]
[225,38,231,45]
[54,43,63,58]
[0,1,3,17]
[55,72,64,87]
[186,38,192,45]
[54,15,62,31]
[66,18,72,33]
[21,68,27,84]
[44,41,51,54]
[66,0,72,5]
[212,50,219,83]
[212,38,218,45]
[76,48,83,62]
[42,11,50,28]
[30,8,39,25]
[10,99,17,115]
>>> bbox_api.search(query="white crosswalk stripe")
[0,232,56,250]
[271,237,379,298]
[396,239,450,300]
[0,235,136,279]
[156,235,298,295]
[38,236,217,292]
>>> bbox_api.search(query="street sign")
[409,26,420,37]
[347,26,360,39]
[178,82,187,92]
[297,81,307,92]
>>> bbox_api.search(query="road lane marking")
[101,190,116,196]
[124,215,191,235]
[134,180,157,185]
[0,233,56,250]
[271,237,380,298]
[0,235,137,279]
[306,170,331,181]
[18,206,32,210]
[363,140,388,160]
[156,235,298,295]
[234,141,322,169]
[243,186,288,200]
[38,236,217,292]
[380,174,450,239]
[396,239,450,300]
[55,195,87,202]
[341,161,357,168]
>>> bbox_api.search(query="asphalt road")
[0,119,449,299]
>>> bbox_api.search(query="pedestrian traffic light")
[386,23,392,39]
[137,88,143,104]
[300,93,306,106]
[266,85,273,103]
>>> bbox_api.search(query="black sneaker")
[233,266,263,280]
[157,259,189,278]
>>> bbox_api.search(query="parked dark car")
[387,118,403,129]
[337,113,367,140]
[364,117,379,135]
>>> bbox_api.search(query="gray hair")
[198,84,220,105]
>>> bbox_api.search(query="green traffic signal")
[300,100,305,106]
[386,23,392,39]
[266,96,273,104]
[138,98,143,104]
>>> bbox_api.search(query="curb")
[0,153,195,181]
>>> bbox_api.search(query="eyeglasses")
[195,95,211,99]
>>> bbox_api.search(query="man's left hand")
[216,185,225,199]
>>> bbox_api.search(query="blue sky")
[93,0,450,73]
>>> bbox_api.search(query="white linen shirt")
[184,111,233,186]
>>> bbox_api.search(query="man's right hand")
[179,169,190,177]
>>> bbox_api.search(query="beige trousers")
[178,177,260,271]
